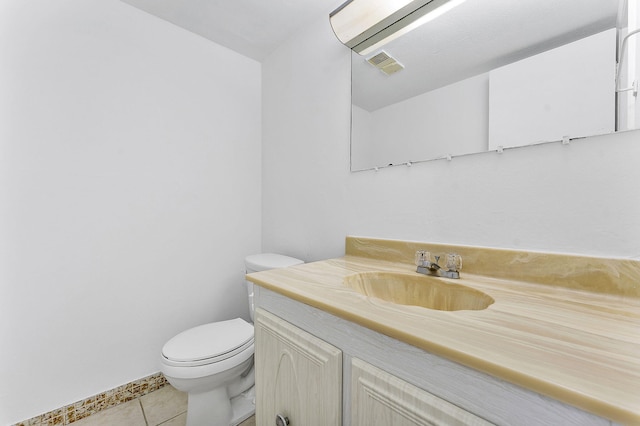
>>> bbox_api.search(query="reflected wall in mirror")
[350,0,639,171]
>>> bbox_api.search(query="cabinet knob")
[276,414,290,426]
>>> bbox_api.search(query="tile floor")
[70,385,255,426]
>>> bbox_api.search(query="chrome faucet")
[414,250,462,279]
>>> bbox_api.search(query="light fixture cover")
[330,0,462,55]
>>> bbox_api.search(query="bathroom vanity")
[248,237,640,426]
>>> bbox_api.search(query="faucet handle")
[414,250,430,267]
[446,253,463,272]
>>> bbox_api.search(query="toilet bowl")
[160,253,304,426]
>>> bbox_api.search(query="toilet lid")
[162,318,254,364]
[245,253,304,272]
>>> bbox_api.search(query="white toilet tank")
[244,253,304,321]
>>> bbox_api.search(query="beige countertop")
[247,238,640,425]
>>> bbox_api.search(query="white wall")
[0,1,261,423]
[261,16,351,262]
[489,29,616,149]
[262,14,640,262]
[354,73,488,169]
[351,105,374,170]
[618,0,640,130]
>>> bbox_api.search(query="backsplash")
[14,373,168,426]
[346,236,640,297]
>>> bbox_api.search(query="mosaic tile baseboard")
[14,372,168,426]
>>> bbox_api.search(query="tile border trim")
[14,372,168,426]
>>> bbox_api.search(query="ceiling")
[352,0,622,111]
[120,0,343,61]
[120,0,622,111]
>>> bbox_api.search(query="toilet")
[160,253,304,426]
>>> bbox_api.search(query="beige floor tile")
[153,412,256,426]
[157,412,187,426]
[70,399,146,426]
[238,415,256,426]
[140,385,188,426]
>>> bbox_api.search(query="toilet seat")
[161,341,254,382]
[162,318,254,368]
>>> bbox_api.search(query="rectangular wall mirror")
[350,0,639,171]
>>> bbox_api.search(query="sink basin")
[343,272,494,311]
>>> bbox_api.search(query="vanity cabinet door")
[351,358,493,426]
[255,308,342,426]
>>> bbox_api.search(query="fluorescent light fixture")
[330,0,466,55]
